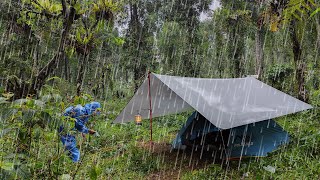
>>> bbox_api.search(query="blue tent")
[172,111,290,159]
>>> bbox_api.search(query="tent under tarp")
[114,73,312,129]
[113,73,312,158]
[172,111,290,158]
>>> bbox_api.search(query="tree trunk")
[290,20,307,102]
[6,1,77,100]
[233,48,241,78]
[64,53,70,82]
[32,8,73,92]
[184,8,199,77]
[231,26,242,78]
[252,0,266,79]
[130,3,146,92]
[131,3,139,92]
[313,16,320,89]
[76,54,88,96]
[255,28,265,79]
[314,16,320,68]
[101,70,105,99]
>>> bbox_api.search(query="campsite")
[1,0,320,179]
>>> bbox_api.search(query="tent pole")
[219,130,228,165]
[148,71,153,145]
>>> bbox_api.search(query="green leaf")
[60,102,65,111]
[76,31,82,43]
[0,128,12,138]
[34,100,45,107]
[43,132,56,141]
[15,164,31,179]
[0,161,14,171]
[50,4,62,13]
[46,76,62,82]
[14,99,28,105]
[5,153,26,160]
[74,3,81,13]
[114,37,125,46]
[310,7,320,17]
[292,13,302,21]
[26,99,35,108]
[0,97,9,104]
[2,92,14,99]
[89,166,98,180]
[0,109,18,121]
[83,37,90,44]
[60,174,72,180]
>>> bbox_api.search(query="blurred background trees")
[1,0,319,102]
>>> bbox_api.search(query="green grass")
[1,94,320,179]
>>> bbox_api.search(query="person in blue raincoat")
[59,102,101,162]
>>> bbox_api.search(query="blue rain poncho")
[84,102,101,117]
[64,105,89,134]
[60,102,101,162]
[60,134,80,162]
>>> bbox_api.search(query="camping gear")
[113,73,312,158]
[135,113,142,125]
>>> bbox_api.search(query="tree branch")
[61,0,67,15]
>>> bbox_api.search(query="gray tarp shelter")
[114,73,312,129]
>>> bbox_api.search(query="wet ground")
[137,142,227,179]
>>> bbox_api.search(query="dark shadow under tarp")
[172,112,290,159]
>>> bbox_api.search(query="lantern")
[135,113,142,125]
